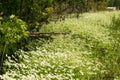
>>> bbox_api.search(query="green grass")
[1,11,120,80]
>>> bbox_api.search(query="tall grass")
[0,11,120,80]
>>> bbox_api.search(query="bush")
[0,15,28,74]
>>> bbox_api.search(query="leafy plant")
[0,15,28,74]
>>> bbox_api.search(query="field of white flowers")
[1,11,120,80]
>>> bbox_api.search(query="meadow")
[1,11,120,80]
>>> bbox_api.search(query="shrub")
[0,15,28,74]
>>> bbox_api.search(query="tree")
[108,0,120,9]
[0,0,108,31]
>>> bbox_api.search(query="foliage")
[0,15,28,74]
[0,0,54,31]
[0,0,108,31]
[108,0,120,7]
[0,11,120,80]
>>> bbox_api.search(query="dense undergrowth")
[1,11,120,80]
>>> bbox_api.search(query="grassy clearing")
[1,11,120,80]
